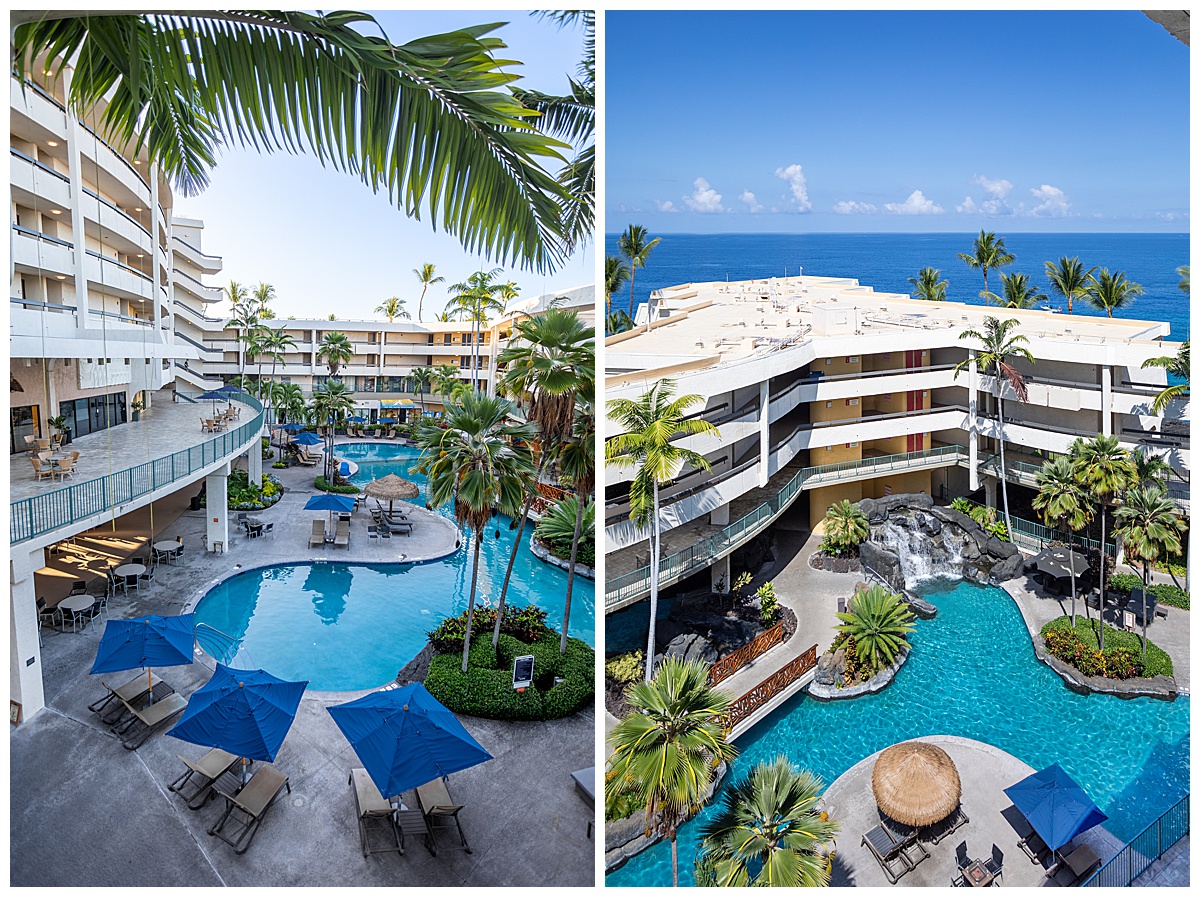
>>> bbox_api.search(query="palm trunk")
[645,481,661,684]
[1097,506,1107,651]
[418,286,426,322]
[462,537,482,673]
[628,268,637,318]
[1068,527,1077,626]
[560,487,585,654]
[493,450,551,648]
[995,389,1014,539]
[1141,562,1150,655]
[670,826,679,887]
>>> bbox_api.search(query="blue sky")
[606,10,1189,234]
[176,11,593,320]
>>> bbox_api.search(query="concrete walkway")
[1132,835,1190,886]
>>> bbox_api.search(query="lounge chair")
[385,427,396,439]
[310,519,327,548]
[925,804,970,844]
[1050,843,1101,886]
[120,692,188,750]
[349,768,403,857]
[377,518,412,536]
[1014,815,1053,865]
[416,777,472,854]
[862,824,913,885]
[371,428,382,438]
[208,764,291,854]
[170,748,241,810]
[334,519,350,549]
[297,451,318,466]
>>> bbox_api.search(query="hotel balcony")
[172,267,224,303]
[171,235,223,273]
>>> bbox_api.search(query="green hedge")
[1041,616,1173,679]
[314,476,360,494]
[1107,573,1189,610]
[424,631,594,722]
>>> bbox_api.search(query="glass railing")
[10,392,264,545]
[10,147,70,182]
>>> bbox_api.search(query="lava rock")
[663,633,719,665]
[920,514,943,536]
[903,595,938,618]
[859,541,903,590]
[990,552,1025,582]
[814,647,847,686]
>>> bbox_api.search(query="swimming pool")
[606,578,1190,886]
[193,443,595,691]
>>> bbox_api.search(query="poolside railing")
[1082,793,1189,887]
[956,498,1117,558]
[707,621,785,686]
[722,644,817,733]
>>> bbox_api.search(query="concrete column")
[1101,364,1113,437]
[758,381,770,487]
[151,166,162,332]
[984,476,997,509]
[62,68,89,337]
[710,501,730,527]
[967,350,979,492]
[248,430,263,488]
[710,555,731,595]
[206,463,230,551]
[10,545,47,718]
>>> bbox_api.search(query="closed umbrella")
[91,613,195,704]
[363,473,420,517]
[1004,763,1108,852]
[871,740,962,828]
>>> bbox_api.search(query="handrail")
[173,267,222,295]
[174,300,226,323]
[193,622,254,669]
[175,331,220,354]
[85,248,151,281]
[721,645,817,733]
[11,295,152,327]
[12,223,72,248]
[78,118,151,193]
[955,497,1117,558]
[10,392,264,545]
[82,186,153,239]
[1082,793,1188,887]
[22,77,66,111]
[708,622,785,686]
[171,235,223,264]
[10,147,70,182]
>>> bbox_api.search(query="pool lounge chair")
[170,748,241,810]
[924,803,970,844]
[1013,815,1053,865]
[334,519,350,548]
[862,824,915,885]
[415,777,471,854]
[88,673,161,715]
[208,764,291,854]
[377,518,412,536]
[120,691,188,750]
[310,519,327,548]
[349,768,403,857]
[1049,843,1101,886]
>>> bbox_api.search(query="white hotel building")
[604,277,1189,613]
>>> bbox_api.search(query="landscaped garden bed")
[809,583,915,699]
[199,469,282,511]
[1107,572,1189,611]
[1040,616,1172,679]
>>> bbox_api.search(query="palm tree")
[374,296,410,322]
[1084,269,1144,318]
[605,310,635,335]
[606,254,631,313]
[413,263,445,323]
[606,658,738,888]
[446,269,507,389]
[225,289,256,376]
[987,271,1047,310]
[1044,257,1095,315]
[555,396,595,654]
[13,12,574,272]
[1131,448,1173,490]
[409,365,435,419]
[953,316,1034,538]
[697,756,839,887]
[1115,484,1186,652]
[607,379,719,682]
[908,267,947,302]
[835,585,915,672]
[413,391,537,672]
[1178,265,1190,294]
[821,499,870,555]
[259,328,296,420]
[252,281,276,319]
[957,230,1015,298]
[310,379,354,481]
[618,225,661,318]
[317,332,354,378]
[432,363,465,406]
[1070,435,1136,650]
[1141,340,1189,416]
[277,382,306,425]
[1032,457,1092,625]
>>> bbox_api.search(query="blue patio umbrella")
[348,415,367,423]
[293,432,323,446]
[304,492,356,529]
[278,422,304,432]
[327,683,492,799]
[197,390,226,413]
[91,613,195,702]
[1004,763,1109,852]
[378,418,398,425]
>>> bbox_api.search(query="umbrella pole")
[148,667,153,704]
[241,756,249,785]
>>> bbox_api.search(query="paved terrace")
[13,455,595,887]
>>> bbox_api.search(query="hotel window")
[825,401,833,408]
[825,445,834,452]
[846,398,859,406]
[427,334,435,344]
[825,359,832,366]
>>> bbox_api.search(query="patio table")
[153,541,181,565]
[59,593,95,632]
[963,859,994,887]
[114,563,147,579]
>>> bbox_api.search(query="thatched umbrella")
[363,473,420,516]
[871,741,962,828]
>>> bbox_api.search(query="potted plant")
[130,397,146,421]
[47,414,70,445]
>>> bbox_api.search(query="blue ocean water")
[606,579,1190,887]
[604,232,1189,341]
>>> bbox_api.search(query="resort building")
[604,276,1189,612]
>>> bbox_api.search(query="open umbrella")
[278,422,304,432]
[348,415,367,424]
[1004,763,1108,852]
[1034,548,1088,580]
[378,418,398,426]
[169,664,307,782]
[363,473,420,517]
[871,741,962,828]
[91,614,195,704]
[293,432,323,446]
[304,492,356,530]
[197,390,226,414]
[327,683,492,799]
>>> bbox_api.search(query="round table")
[114,563,146,579]
[58,593,95,632]
[153,541,181,564]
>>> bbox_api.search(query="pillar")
[759,381,770,487]
[710,501,730,527]
[10,545,47,718]
[150,165,162,332]
[206,463,230,551]
[710,555,731,595]
[248,432,263,488]
[1101,364,1113,437]
[62,67,89,338]
[967,350,980,492]
[984,476,997,509]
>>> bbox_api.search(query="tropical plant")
[413,263,445,322]
[446,268,508,388]
[13,12,575,271]
[618,224,661,318]
[696,756,839,887]
[1114,484,1186,653]
[552,398,595,654]
[225,288,256,375]
[605,310,635,335]
[606,254,632,312]
[957,230,1015,298]
[432,363,465,403]
[409,365,434,418]
[534,494,595,552]
[820,499,870,556]
[755,582,779,627]
[908,267,947,302]
[258,328,296,419]
[1141,340,1189,416]
[374,296,410,322]
[1131,448,1173,490]
[1044,257,1095,315]
[1084,269,1144,318]
[835,585,915,672]
[1178,265,1190,294]
[252,281,276,319]
[606,658,738,888]
[1032,457,1093,625]
[276,382,306,425]
[413,391,537,672]
[986,271,1047,309]
[607,380,719,682]
[309,379,354,481]
[317,331,354,378]
[953,316,1034,538]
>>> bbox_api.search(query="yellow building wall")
[863,470,932,500]
[811,395,862,424]
[809,482,864,531]
[815,442,863,465]
[816,354,863,377]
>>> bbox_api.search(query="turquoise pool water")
[193,443,594,691]
[607,578,1190,887]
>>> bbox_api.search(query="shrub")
[1105,573,1189,610]
[828,632,872,685]
[272,461,288,469]
[1041,616,1173,679]
[605,651,644,685]
[534,495,596,569]
[314,475,360,494]
[835,584,915,673]
[756,582,779,626]
[821,500,870,556]
[217,469,283,511]
[426,604,550,653]
[730,572,754,606]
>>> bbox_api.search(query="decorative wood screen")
[722,645,818,732]
[707,622,785,686]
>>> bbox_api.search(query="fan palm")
[413,391,537,672]
[908,267,948,302]
[1178,265,1190,294]
[953,316,1034,538]
[606,255,632,313]
[986,271,1047,310]
[1032,457,1092,625]
[1141,340,1189,416]
[697,757,839,887]
[618,225,661,318]
[554,397,595,653]
[1131,448,1173,490]
[309,379,354,481]
[317,332,354,378]
[1084,269,1144,318]
[607,379,719,682]
[1115,484,1186,653]
[835,585,915,672]
[413,263,445,322]
[374,296,410,322]
[957,230,1015,298]
[1044,257,1095,315]
[822,500,870,555]
[13,12,573,271]
[606,658,738,888]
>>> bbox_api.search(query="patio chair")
[955,840,970,871]
[297,451,318,466]
[36,438,51,451]
[310,519,327,548]
[372,428,382,438]
[120,691,188,750]
[385,427,396,439]
[208,763,291,854]
[101,678,177,727]
[172,538,185,564]
[349,768,403,857]
[69,580,87,596]
[984,843,1004,883]
[261,522,274,538]
[30,457,53,482]
[367,525,379,541]
[169,748,241,810]
[24,434,38,452]
[36,596,62,632]
[84,591,109,628]
[415,777,472,854]
[334,519,350,549]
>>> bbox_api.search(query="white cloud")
[884,189,944,215]
[956,196,977,214]
[972,174,1013,199]
[655,199,677,213]
[683,177,725,213]
[739,190,763,213]
[1155,211,1188,221]
[774,164,813,211]
[832,199,877,214]
[1029,184,1070,218]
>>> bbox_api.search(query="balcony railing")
[955,497,1117,558]
[10,392,264,545]
[10,147,70,182]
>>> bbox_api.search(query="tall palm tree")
[374,296,410,322]
[310,379,354,481]
[317,332,354,378]
[988,271,1047,310]
[618,225,661,318]
[606,658,738,888]
[605,310,635,335]
[432,363,465,406]
[1084,269,1144,318]
[413,263,445,322]
[1141,340,1189,416]
[1131,448,1173,490]
[447,269,506,389]
[252,281,276,319]
[1070,434,1136,650]
[259,328,296,420]
[1177,265,1190,294]
[409,365,435,419]
[555,396,595,654]
[606,254,631,313]
[1115,484,1186,653]
[908,267,948,302]
[13,12,574,272]
[953,317,1034,538]
[225,289,256,376]
[413,391,537,672]
[277,382,306,425]
[957,230,1015,298]
[1032,457,1092,625]
[607,379,719,682]
[1044,257,1095,315]
[697,757,839,887]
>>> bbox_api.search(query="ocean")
[603,232,1190,342]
